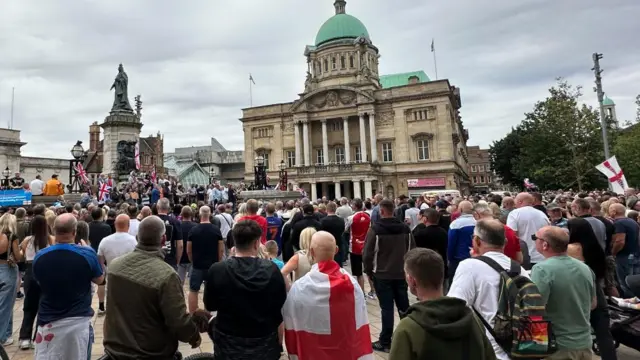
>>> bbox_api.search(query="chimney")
[89,121,101,151]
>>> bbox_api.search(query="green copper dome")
[603,96,615,106]
[315,13,370,46]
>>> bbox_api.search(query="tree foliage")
[489,79,608,190]
[613,94,640,187]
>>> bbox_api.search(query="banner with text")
[0,189,33,207]
[407,178,446,188]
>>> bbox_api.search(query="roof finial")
[334,0,346,15]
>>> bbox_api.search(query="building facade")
[241,0,470,200]
[164,137,245,185]
[467,146,494,192]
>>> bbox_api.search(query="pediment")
[291,86,374,112]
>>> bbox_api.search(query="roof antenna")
[334,0,346,14]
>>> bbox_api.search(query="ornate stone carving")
[411,132,435,140]
[452,133,460,145]
[339,91,356,105]
[115,140,137,174]
[375,111,394,127]
[282,117,294,133]
[326,91,339,107]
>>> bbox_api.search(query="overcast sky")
[1,0,638,159]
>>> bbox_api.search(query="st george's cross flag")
[596,156,629,194]
[135,141,141,170]
[283,260,374,360]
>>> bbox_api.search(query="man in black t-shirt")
[178,206,197,286]
[10,172,25,189]
[320,201,346,266]
[412,208,448,286]
[187,205,223,313]
[87,207,112,315]
[156,198,183,270]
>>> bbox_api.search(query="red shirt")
[238,215,268,244]
[503,225,522,261]
[350,211,371,255]
[451,211,461,221]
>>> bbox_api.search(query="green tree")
[613,94,640,186]
[489,126,529,187]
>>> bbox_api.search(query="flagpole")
[249,74,253,107]
[431,39,438,80]
[10,87,15,129]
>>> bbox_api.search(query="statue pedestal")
[100,110,143,177]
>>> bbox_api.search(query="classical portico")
[240,1,471,198]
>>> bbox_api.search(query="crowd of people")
[0,186,639,359]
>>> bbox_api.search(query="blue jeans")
[0,264,18,342]
[616,254,640,298]
[373,278,409,347]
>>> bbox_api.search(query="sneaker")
[2,338,14,347]
[19,339,31,350]
[371,341,390,353]
[97,308,106,316]
[16,291,24,299]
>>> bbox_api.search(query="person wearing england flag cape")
[283,231,374,360]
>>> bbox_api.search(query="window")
[349,55,354,68]
[413,109,429,121]
[324,59,328,71]
[257,151,270,169]
[473,176,478,184]
[471,165,478,173]
[417,140,429,160]
[316,61,322,74]
[144,155,151,165]
[382,142,393,162]
[478,165,484,172]
[340,56,346,69]
[286,151,295,167]
[330,119,344,132]
[488,176,492,183]
[316,149,324,165]
[354,146,362,163]
[480,176,485,183]
[255,127,271,138]
[335,147,345,163]
[331,57,337,70]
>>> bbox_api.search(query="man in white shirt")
[506,192,550,268]
[98,214,138,267]
[214,204,234,243]
[30,175,45,196]
[404,199,420,231]
[126,205,140,237]
[448,218,529,360]
[335,197,353,220]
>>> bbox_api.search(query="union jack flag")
[98,181,111,202]
[74,163,89,184]
[151,165,157,184]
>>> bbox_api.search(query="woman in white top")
[281,227,317,282]
[18,215,54,349]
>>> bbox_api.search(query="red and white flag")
[98,181,111,202]
[151,165,157,184]
[74,163,89,184]
[135,141,140,170]
[283,261,373,360]
[596,155,628,194]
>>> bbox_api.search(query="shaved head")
[515,192,534,208]
[114,214,130,232]
[610,203,626,217]
[138,215,166,246]
[310,231,338,262]
[458,201,473,214]
[140,206,152,218]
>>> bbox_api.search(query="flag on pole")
[249,74,255,85]
[283,261,374,360]
[596,156,628,194]
[524,178,536,189]
[135,141,140,170]
[151,165,157,184]
[98,181,111,202]
[431,38,435,52]
[73,163,89,184]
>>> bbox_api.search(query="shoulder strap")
[474,256,507,275]
[472,307,508,354]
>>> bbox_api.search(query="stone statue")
[304,71,313,92]
[110,64,133,112]
[115,140,137,174]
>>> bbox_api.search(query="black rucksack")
[473,256,557,359]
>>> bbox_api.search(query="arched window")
[331,57,337,70]
[340,56,346,69]
[324,59,328,72]
[349,55,354,68]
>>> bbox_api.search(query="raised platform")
[237,190,303,202]
[32,193,83,206]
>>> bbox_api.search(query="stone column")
[359,114,368,162]
[321,119,329,165]
[364,180,373,199]
[368,113,378,162]
[302,120,310,166]
[311,181,318,201]
[334,182,342,199]
[294,121,302,167]
[343,117,350,163]
[353,180,362,200]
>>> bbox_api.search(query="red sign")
[407,178,446,188]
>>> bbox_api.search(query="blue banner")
[0,189,33,207]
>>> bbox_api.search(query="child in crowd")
[265,240,284,269]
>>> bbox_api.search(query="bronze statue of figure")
[115,140,137,174]
[110,64,133,112]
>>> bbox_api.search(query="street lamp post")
[278,160,287,191]
[254,156,267,190]
[1,167,10,190]
[209,167,217,185]
[69,140,86,193]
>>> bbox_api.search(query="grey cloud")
[0,0,638,158]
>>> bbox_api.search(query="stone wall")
[20,156,72,185]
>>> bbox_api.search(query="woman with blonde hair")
[234,203,247,223]
[281,227,317,282]
[488,202,502,219]
[0,213,23,346]
[44,210,56,235]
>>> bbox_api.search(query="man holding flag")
[284,231,374,360]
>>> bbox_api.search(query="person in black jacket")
[394,195,409,223]
[412,208,448,288]
[291,204,322,251]
[320,202,346,266]
[87,207,112,315]
[204,220,286,359]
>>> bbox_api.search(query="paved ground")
[4,280,638,359]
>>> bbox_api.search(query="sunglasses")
[531,234,547,243]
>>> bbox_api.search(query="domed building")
[241,0,470,199]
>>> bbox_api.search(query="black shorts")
[350,253,363,276]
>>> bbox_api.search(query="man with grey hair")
[472,203,523,264]
[187,206,223,313]
[336,197,353,219]
[448,219,529,360]
[32,213,105,359]
[105,216,210,359]
[157,197,183,270]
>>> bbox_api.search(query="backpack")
[472,256,557,359]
